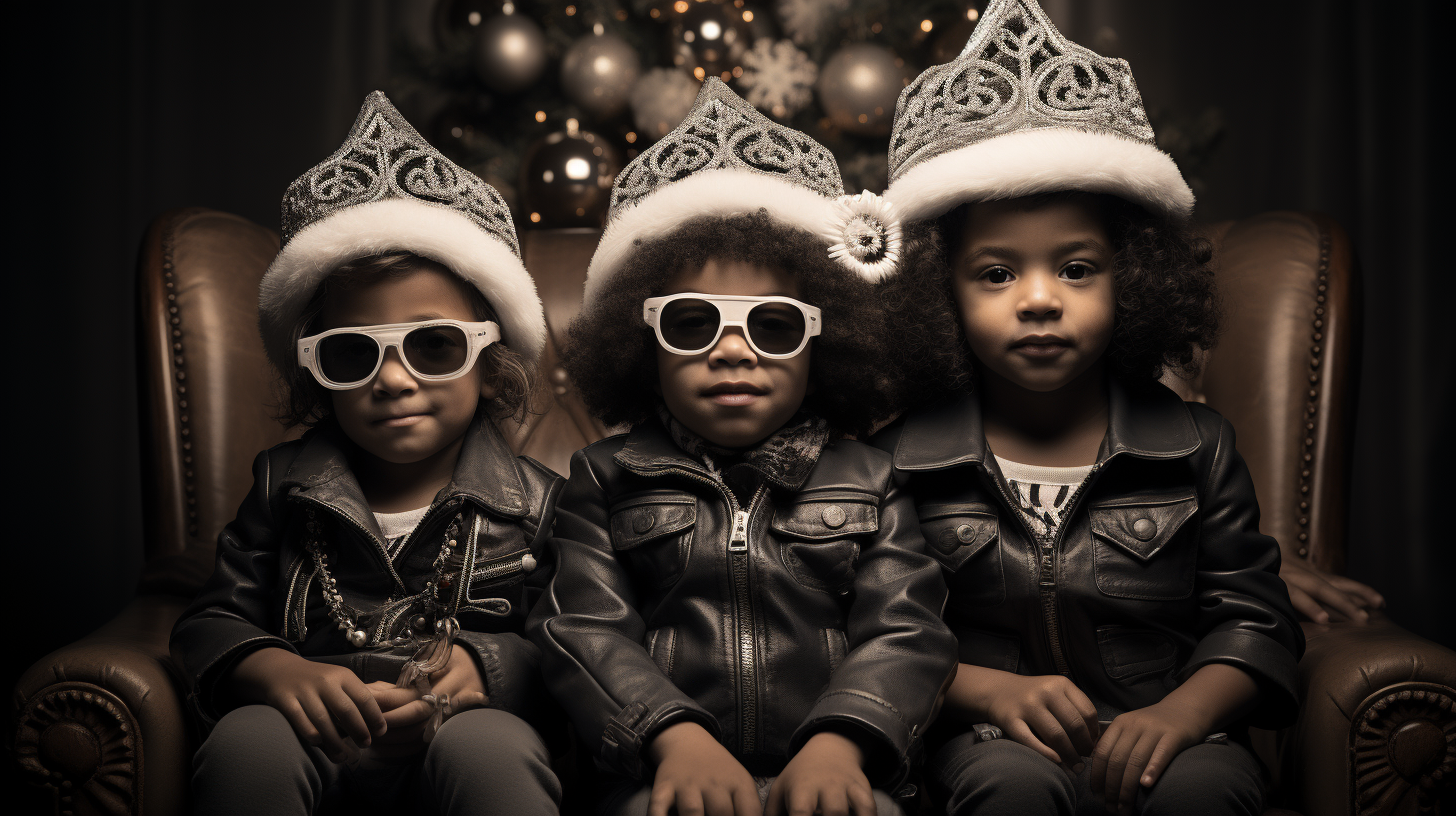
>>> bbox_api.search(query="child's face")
[656,259,812,449]
[317,266,495,466]
[950,197,1115,394]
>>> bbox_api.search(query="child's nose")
[372,347,419,395]
[708,327,757,367]
[1018,273,1062,319]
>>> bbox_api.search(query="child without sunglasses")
[170,93,563,816]
[526,80,955,816]
[871,2,1304,814]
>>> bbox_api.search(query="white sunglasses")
[643,293,822,359]
[297,319,500,390]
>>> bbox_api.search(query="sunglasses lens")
[317,333,381,385]
[404,325,471,376]
[659,298,721,353]
[747,302,808,355]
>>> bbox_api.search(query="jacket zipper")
[630,463,767,755]
[283,552,310,641]
[981,461,1102,678]
[472,548,537,583]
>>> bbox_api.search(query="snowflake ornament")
[777,0,851,45]
[824,191,903,281]
[630,68,702,139]
[739,39,818,118]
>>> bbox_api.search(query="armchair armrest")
[12,594,193,816]
[1272,614,1456,816]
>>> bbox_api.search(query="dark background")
[8,0,1449,806]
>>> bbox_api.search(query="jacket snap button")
[821,505,847,529]
[632,511,656,534]
[956,524,976,544]
[1132,518,1157,540]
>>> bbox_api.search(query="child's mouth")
[376,413,428,427]
[703,382,767,406]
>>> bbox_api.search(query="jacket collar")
[891,378,1199,473]
[613,415,827,492]
[281,413,529,527]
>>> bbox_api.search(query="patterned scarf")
[657,405,830,493]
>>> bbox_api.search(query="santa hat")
[886,0,1193,224]
[258,91,547,372]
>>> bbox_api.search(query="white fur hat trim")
[887,127,1195,224]
[584,167,842,305]
[259,197,547,371]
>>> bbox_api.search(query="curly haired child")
[870,2,1309,814]
[527,79,956,816]
[171,93,563,816]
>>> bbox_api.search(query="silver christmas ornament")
[561,31,642,119]
[816,44,911,137]
[472,12,548,93]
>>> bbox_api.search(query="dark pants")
[929,733,1264,816]
[598,776,908,816]
[194,704,561,816]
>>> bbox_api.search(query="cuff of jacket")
[190,635,296,729]
[1180,628,1300,729]
[454,630,551,728]
[599,699,721,780]
[791,689,920,789]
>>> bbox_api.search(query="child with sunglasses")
[171,93,563,816]
[870,2,1304,815]
[526,79,955,816]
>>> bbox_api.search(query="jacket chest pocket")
[770,496,878,594]
[1090,490,1199,601]
[610,494,696,590]
[918,503,1003,607]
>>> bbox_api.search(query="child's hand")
[1090,663,1259,814]
[960,668,1100,771]
[364,644,490,757]
[230,647,386,763]
[764,731,876,816]
[1280,556,1384,624]
[1088,700,1205,814]
[646,721,762,816]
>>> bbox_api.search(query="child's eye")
[1061,262,1096,281]
[982,268,1013,285]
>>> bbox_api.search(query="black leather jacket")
[526,420,956,786]
[871,381,1304,729]
[171,415,563,731]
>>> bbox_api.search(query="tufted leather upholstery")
[11,209,1454,816]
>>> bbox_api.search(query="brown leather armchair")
[11,208,1454,816]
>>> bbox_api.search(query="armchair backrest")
[1160,212,1359,573]
[136,209,1357,596]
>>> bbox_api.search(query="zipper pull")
[729,510,750,552]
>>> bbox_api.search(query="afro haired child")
[869,2,1309,814]
[526,79,956,816]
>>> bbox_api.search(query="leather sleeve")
[455,458,565,727]
[169,447,299,729]
[1180,410,1306,728]
[525,445,718,779]
[790,460,957,789]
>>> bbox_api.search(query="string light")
[921,19,933,32]
[674,1,689,13]
[968,9,980,21]
[625,132,638,143]
[693,66,706,80]
[530,212,541,222]
[534,110,547,122]
[742,10,753,21]
[564,5,576,15]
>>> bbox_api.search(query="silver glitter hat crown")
[588,79,904,303]
[260,92,546,371]
[280,91,518,255]
[885,0,1192,222]
[607,77,844,220]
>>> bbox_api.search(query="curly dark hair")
[879,192,1220,407]
[562,211,897,438]
[275,252,537,429]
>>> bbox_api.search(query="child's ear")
[479,375,499,401]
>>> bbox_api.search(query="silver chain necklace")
[304,507,462,648]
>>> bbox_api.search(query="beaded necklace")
[304,507,462,648]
